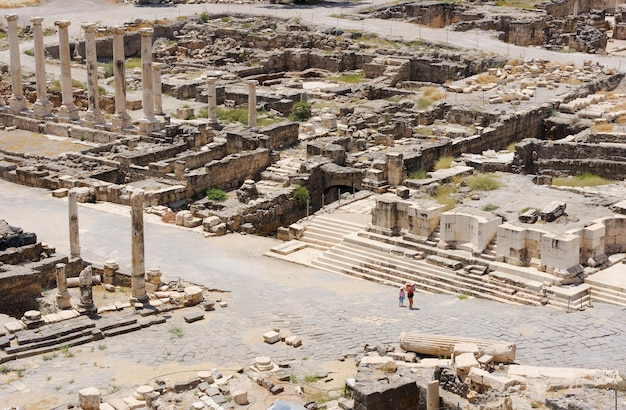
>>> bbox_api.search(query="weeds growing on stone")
[206,188,227,202]
[408,170,427,179]
[168,326,184,339]
[434,156,454,170]
[467,173,502,191]
[482,204,499,212]
[552,172,612,187]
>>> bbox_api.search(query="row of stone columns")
[3,16,161,134]
[204,78,257,129]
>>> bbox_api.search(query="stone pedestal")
[82,23,104,125]
[103,260,119,285]
[207,77,218,125]
[130,190,149,303]
[68,188,80,258]
[55,263,72,309]
[111,26,132,131]
[79,387,101,410]
[55,20,79,122]
[247,80,257,129]
[5,15,26,113]
[31,17,53,118]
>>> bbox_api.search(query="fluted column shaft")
[153,62,163,115]
[111,26,131,131]
[5,14,26,113]
[130,190,148,303]
[82,23,104,124]
[55,20,79,121]
[31,17,52,118]
[140,28,154,119]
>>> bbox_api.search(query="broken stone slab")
[106,397,130,410]
[198,371,215,384]
[453,342,479,357]
[184,312,205,323]
[467,367,515,392]
[263,331,280,344]
[388,351,417,362]
[400,332,516,363]
[233,390,248,405]
[507,365,621,389]
[4,321,24,334]
[454,352,480,376]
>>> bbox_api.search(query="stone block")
[263,330,280,344]
[233,390,248,405]
[4,321,24,333]
[122,396,145,409]
[455,352,479,376]
[202,216,221,231]
[197,371,215,384]
[184,285,204,305]
[467,367,515,392]
[52,188,69,198]
[107,398,130,410]
[100,403,116,410]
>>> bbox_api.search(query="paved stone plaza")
[1,179,626,408]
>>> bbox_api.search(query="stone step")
[585,285,626,306]
[320,244,536,306]
[102,322,143,338]
[8,329,103,359]
[299,231,340,249]
[96,316,138,332]
[312,215,368,231]
[15,320,96,345]
[311,258,405,289]
[304,225,357,240]
[270,239,308,255]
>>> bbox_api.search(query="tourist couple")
[399,283,416,309]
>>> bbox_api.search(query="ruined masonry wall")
[184,148,271,192]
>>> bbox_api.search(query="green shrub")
[168,326,184,339]
[434,156,454,170]
[200,11,209,23]
[482,204,499,212]
[293,185,309,208]
[125,58,141,70]
[467,173,502,191]
[552,172,612,187]
[24,48,34,56]
[206,188,227,202]
[289,101,311,122]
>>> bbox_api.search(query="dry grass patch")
[616,115,626,125]
[434,156,454,170]
[553,172,613,187]
[475,74,498,84]
[423,86,444,101]
[592,122,614,133]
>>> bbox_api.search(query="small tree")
[293,185,309,208]
[290,101,311,122]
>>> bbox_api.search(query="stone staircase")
[297,215,368,251]
[260,158,305,185]
[481,237,498,262]
[311,233,551,307]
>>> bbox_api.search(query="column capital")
[81,22,97,32]
[247,80,259,87]
[152,62,163,70]
[111,25,125,35]
[54,20,70,28]
[139,27,154,37]
[30,16,44,25]
[5,14,18,22]
[207,76,217,84]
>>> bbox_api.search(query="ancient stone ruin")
[1,0,626,408]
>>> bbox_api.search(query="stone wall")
[184,148,272,192]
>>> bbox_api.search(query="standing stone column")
[247,80,257,129]
[206,77,218,125]
[55,263,71,309]
[138,28,158,134]
[111,26,131,131]
[31,17,53,118]
[130,189,149,303]
[55,20,79,121]
[153,62,164,115]
[68,188,81,259]
[5,15,26,113]
[82,23,104,125]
